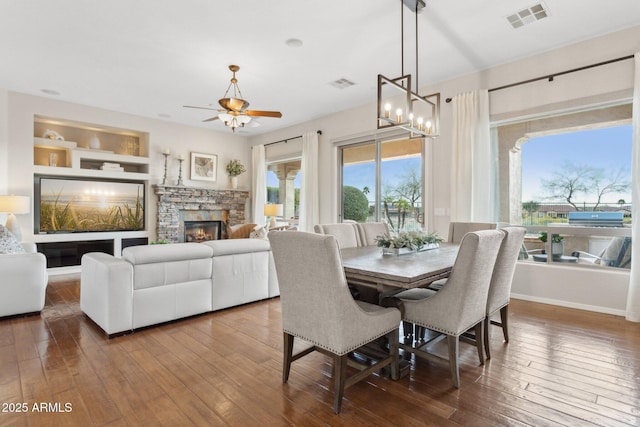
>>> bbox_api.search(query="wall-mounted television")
[34,176,145,233]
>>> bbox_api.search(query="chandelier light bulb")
[396,108,403,123]
[384,103,391,118]
[417,117,424,131]
[426,120,432,134]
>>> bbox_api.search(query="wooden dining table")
[340,243,459,296]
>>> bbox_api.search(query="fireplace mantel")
[154,185,250,243]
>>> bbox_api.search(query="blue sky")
[521,125,632,203]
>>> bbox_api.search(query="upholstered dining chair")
[483,226,526,359]
[447,221,497,244]
[398,230,504,388]
[313,223,362,248]
[355,222,390,246]
[426,221,497,292]
[269,231,401,413]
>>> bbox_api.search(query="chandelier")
[377,0,440,138]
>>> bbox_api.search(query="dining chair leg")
[474,321,484,365]
[500,305,509,343]
[483,316,491,360]
[387,329,400,380]
[283,332,294,383]
[333,354,348,414]
[447,335,460,388]
[402,321,414,340]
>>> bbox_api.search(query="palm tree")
[522,201,540,225]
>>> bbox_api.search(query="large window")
[520,124,632,225]
[340,137,424,231]
[495,106,632,269]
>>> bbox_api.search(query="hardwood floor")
[1,275,639,426]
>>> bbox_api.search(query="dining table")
[340,243,460,296]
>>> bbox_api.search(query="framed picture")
[190,152,217,182]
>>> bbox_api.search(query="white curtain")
[626,52,640,322]
[298,131,319,232]
[251,144,267,226]
[450,89,493,222]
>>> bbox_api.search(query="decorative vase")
[230,176,238,189]
[89,134,101,150]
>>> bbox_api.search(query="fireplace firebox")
[184,221,221,242]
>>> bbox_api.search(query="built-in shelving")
[33,115,150,180]
[32,116,151,272]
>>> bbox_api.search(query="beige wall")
[245,26,639,315]
[1,26,638,312]
[2,92,251,243]
[249,26,639,240]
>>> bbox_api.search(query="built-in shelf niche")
[33,115,150,179]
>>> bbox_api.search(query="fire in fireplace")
[184,221,221,242]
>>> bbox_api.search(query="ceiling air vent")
[330,78,356,89]
[507,3,549,29]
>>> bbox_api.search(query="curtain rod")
[264,130,322,147]
[444,54,634,103]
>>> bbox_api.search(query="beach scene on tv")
[39,178,144,232]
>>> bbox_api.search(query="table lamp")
[264,203,283,228]
[0,195,30,242]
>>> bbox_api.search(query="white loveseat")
[0,242,48,317]
[80,239,279,336]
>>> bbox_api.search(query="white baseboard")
[510,293,627,317]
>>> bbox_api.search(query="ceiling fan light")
[237,116,251,125]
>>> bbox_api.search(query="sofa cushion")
[123,242,213,265]
[0,224,25,254]
[202,238,271,256]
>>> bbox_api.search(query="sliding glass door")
[340,137,424,231]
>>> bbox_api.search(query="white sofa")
[80,239,279,336]
[0,243,48,317]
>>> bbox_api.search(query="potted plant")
[375,230,443,255]
[539,231,564,256]
[225,159,246,189]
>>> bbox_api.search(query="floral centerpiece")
[375,230,443,255]
[225,159,246,176]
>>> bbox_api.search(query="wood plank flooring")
[1,275,639,426]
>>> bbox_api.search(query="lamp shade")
[0,195,30,214]
[264,203,283,217]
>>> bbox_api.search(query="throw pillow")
[229,223,258,239]
[0,224,25,254]
[249,225,268,240]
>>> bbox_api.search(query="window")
[520,124,632,225]
[495,106,632,269]
[340,137,424,231]
[266,159,301,224]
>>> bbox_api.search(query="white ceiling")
[1,0,639,135]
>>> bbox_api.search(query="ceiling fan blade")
[184,105,218,111]
[245,110,282,118]
[203,116,219,122]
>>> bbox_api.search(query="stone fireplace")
[154,185,250,243]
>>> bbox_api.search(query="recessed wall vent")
[330,78,356,89]
[507,3,549,29]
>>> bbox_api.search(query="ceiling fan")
[184,65,282,132]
